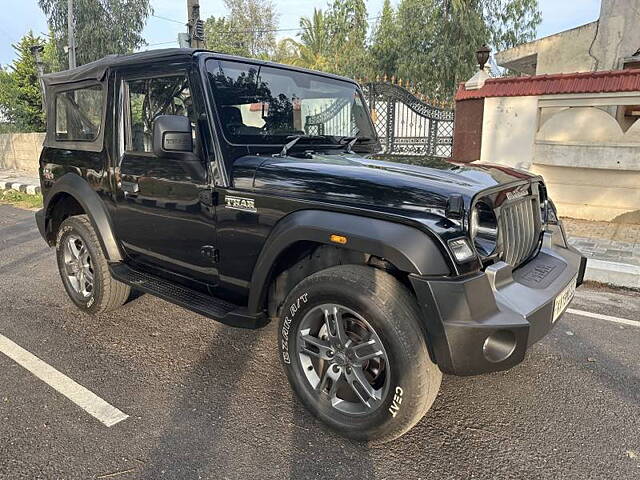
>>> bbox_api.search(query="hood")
[234,152,540,214]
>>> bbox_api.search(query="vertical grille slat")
[496,193,542,268]
[515,202,524,264]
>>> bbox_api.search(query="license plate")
[553,276,577,323]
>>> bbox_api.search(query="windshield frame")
[203,56,379,151]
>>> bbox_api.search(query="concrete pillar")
[452,98,484,163]
[591,0,640,71]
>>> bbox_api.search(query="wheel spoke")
[351,338,384,364]
[317,364,342,400]
[63,260,76,277]
[323,306,349,346]
[84,266,94,284]
[345,366,380,408]
[299,330,334,360]
[297,302,389,416]
[67,237,81,259]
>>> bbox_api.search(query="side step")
[109,263,268,329]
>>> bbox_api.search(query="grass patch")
[0,189,43,210]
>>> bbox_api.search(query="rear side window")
[55,85,103,142]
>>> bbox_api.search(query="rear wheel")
[56,215,130,314]
[278,264,441,443]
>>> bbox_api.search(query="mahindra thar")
[36,49,586,443]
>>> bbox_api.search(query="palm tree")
[297,9,331,71]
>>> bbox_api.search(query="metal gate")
[361,81,455,158]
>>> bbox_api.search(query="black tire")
[278,264,441,443]
[55,215,130,314]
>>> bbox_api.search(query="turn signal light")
[330,234,348,244]
[448,238,475,263]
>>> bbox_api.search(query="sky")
[0,0,603,68]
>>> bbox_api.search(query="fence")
[361,80,455,158]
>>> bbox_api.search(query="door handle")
[119,180,139,196]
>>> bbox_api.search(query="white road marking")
[0,334,128,427]
[567,308,640,328]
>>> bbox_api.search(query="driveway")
[0,204,638,479]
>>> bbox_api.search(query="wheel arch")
[44,173,123,262]
[248,210,452,315]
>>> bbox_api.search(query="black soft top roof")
[42,47,357,87]
[42,48,201,86]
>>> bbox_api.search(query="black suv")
[36,49,586,443]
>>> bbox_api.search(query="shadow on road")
[138,326,267,478]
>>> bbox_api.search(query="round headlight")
[471,201,498,257]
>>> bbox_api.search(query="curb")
[584,258,640,289]
[0,181,41,195]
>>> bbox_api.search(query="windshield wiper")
[339,136,374,154]
[275,135,331,157]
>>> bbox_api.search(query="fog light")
[482,330,517,363]
[448,238,475,263]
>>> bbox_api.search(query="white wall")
[480,96,539,169]
[0,133,46,174]
[479,93,640,222]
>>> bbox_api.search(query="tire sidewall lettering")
[388,386,404,418]
[280,292,308,364]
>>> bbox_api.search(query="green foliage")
[324,0,370,77]
[294,9,332,71]
[272,38,301,66]
[204,16,249,57]
[205,0,278,59]
[369,0,398,78]
[389,0,541,101]
[201,0,540,101]
[0,189,44,210]
[286,1,371,76]
[38,0,152,67]
[0,32,46,132]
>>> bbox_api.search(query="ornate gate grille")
[361,81,455,158]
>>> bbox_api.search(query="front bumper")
[410,227,586,376]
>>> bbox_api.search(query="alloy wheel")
[297,303,390,415]
[62,234,94,299]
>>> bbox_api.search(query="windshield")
[206,59,376,147]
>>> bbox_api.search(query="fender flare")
[247,209,452,314]
[44,173,123,262]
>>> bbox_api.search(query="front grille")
[498,196,542,267]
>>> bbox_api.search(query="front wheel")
[278,264,442,443]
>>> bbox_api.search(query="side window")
[124,75,194,153]
[55,85,103,141]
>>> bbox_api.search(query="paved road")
[0,204,639,479]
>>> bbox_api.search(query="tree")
[325,0,370,77]
[205,0,278,59]
[272,38,301,66]
[369,0,399,78]
[294,8,331,71]
[391,0,541,101]
[0,32,47,132]
[204,16,250,57]
[38,0,152,67]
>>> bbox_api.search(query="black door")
[113,71,219,285]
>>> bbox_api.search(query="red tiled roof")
[455,69,640,101]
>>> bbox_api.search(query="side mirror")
[153,115,193,157]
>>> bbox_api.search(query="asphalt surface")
[0,203,639,480]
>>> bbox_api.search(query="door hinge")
[199,189,219,207]
[200,245,219,263]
